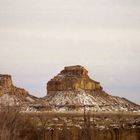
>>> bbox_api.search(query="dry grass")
[0,106,38,140]
[0,106,140,140]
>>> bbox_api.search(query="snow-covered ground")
[46,90,140,112]
[0,94,20,106]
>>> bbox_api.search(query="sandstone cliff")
[0,74,29,96]
[46,65,140,112]
[0,74,36,106]
[47,65,103,92]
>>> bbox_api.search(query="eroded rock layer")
[0,74,36,106]
[47,65,102,92]
[0,74,29,96]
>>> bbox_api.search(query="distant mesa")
[47,65,102,92]
[0,74,36,106]
[46,65,140,112]
[0,74,29,96]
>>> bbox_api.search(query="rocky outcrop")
[47,65,102,92]
[0,74,36,106]
[0,75,13,88]
[0,74,29,96]
[46,65,140,112]
[0,75,12,95]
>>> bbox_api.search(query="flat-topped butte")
[47,65,102,92]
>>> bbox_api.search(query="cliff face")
[47,65,102,92]
[0,75,13,95]
[46,65,140,112]
[0,75,13,88]
[0,75,29,96]
[0,74,36,106]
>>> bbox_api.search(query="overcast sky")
[0,0,140,104]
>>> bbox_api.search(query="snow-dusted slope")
[0,94,20,106]
[0,93,36,106]
[0,74,37,108]
[46,90,140,112]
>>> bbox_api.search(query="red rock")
[47,65,103,92]
[0,74,28,96]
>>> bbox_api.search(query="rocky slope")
[46,65,140,112]
[0,74,37,107]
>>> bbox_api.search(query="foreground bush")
[0,106,38,140]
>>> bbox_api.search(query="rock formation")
[47,65,102,92]
[0,74,36,106]
[0,74,28,96]
[46,65,140,112]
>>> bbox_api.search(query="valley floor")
[0,107,140,140]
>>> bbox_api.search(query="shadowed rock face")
[0,75,13,88]
[47,65,102,92]
[0,74,36,106]
[0,74,29,97]
[0,75,13,96]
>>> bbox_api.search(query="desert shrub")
[0,106,38,140]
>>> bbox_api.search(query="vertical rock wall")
[47,65,103,93]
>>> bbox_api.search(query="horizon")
[0,0,140,104]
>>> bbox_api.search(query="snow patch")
[0,94,20,106]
